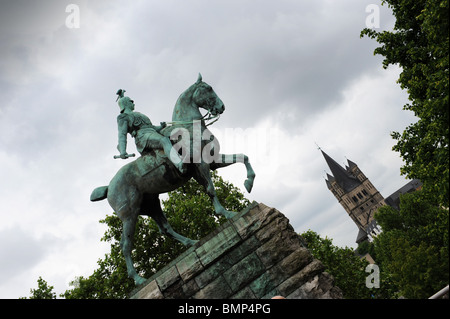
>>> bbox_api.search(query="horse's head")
[192,73,225,116]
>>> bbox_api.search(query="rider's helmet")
[116,89,133,113]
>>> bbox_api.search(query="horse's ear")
[196,73,202,83]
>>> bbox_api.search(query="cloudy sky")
[0,0,418,298]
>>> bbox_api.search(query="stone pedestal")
[130,202,342,299]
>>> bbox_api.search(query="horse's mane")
[172,82,201,122]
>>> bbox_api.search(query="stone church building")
[320,150,422,244]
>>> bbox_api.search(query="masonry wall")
[130,202,342,299]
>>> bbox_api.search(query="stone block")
[315,272,343,299]
[130,202,342,300]
[277,247,313,277]
[162,278,186,299]
[194,258,230,289]
[130,279,163,299]
[155,265,181,291]
[194,235,260,288]
[255,229,302,269]
[192,275,233,299]
[285,273,342,299]
[195,223,241,267]
[277,259,325,297]
[254,213,292,243]
[231,287,257,299]
[223,252,265,292]
[226,235,260,264]
[248,272,276,299]
[182,279,200,298]
[232,204,278,240]
[176,250,203,282]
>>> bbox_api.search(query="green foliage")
[22,277,56,299]
[62,172,250,299]
[361,0,449,208]
[300,230,391,299]
[356,240,376,259]
[373,191,449,298]
[361,1,449,295]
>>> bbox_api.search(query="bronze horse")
[90,74,255,285]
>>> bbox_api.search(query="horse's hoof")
[134,276,147,286]
[244,179,253,193]
[187,239,199,247]
[224,211,237,219]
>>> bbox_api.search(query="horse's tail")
[90,186,108,202]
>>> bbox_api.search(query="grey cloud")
[0,227,50,284]
[113,0,386,130]
[0,0,408,297]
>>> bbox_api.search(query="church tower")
[321,150,384,243]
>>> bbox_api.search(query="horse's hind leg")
[109,183,147,285]
[121,215,147,285]
[146,194,197,247]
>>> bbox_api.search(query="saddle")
[136,150,169,177]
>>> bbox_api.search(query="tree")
[373,190,449,298]
[22,277,56,299]
[62,172,250,299]
[361,0,449,208]
[300,230,393,299]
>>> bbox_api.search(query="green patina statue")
[91,74,256,285]
[115,89,185,173]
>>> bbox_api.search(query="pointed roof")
[346,159,358,169]
[356,228,368,243]
[322,150,361,192]
[325,173,334,189]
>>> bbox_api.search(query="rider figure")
[115,89,185,173]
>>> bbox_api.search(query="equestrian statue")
[90,74,255,285]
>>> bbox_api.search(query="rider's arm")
[117,114,128,156]
[154,121,167,133]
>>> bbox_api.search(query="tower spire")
[315,142,322,151]
[321,150,361,192]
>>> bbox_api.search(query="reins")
[166,111,220,127]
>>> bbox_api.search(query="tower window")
[362,189,368,196]
[357,193,363,199]
[352,196,358,203]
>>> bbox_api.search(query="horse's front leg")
[193,163,237,219]
[211,153,256,193]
